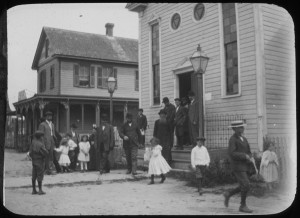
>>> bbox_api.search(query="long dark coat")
[88,129,99,171]
[174,105,187,136]
[119,121,141,148]
[97,123,115,151]
[153,119,172,162]
[136,114,148,131]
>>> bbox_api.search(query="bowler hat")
[126,113,133,119]
[71,123,78,129]
[158,109,167,115]
[162,97,169,103]
[45,111,53,116]
[228,120,247,128]
[34,130,44,137]
[196,137,206,141]
[174,98,181,102]
[138,108,143,112]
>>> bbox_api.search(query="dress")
[78,142,91,162]
[55,145,71,167]
[259,150,279,183]
[148,145,172,175]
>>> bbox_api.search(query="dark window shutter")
[90,66,95,87]
[113,68,118,89]
[97,67,102,88]
[74,65,79,87]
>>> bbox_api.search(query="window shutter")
[113,68,118,89]
[74,65,79,87]
[97,67,102,88]
[90,66,95,87]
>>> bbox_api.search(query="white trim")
[138,14,142,108]
[169,11,182,32]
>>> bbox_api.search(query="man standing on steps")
[223,120,254,213]
[162,97,176,150]
[187,91,199,147]
[174,98,187,150]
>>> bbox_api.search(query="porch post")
[56,104,59,132]
[96,101,100,127]
[81,104,84,130]
[20,113,24,150]
[38,100,49,119]
[61,101,70,133]
[196,73,204,138]
[124,102,128,122]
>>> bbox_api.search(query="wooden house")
[13,23,139,148]
[126,3,296,169]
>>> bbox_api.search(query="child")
[29,130,48,195]
[78,135,91,172]
[66,133,78,171]
[191,137,210,195]
[148,137,172,185]
[259,142,279,190]
[54,138,71,173]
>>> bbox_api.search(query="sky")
[7,3,139,110]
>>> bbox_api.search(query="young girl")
[54,138,71,173]
[148,137,172,185]
[259,142,279,190]
[78,135,91,172]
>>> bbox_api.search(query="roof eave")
[32,28,47,70]
[126,3,148,12]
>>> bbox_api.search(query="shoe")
[199,190,203,195]
[160,175,166,183]
[126,170,132,174]
[38,190,46,195]
[223,192,230,207]
[105,170,110,173]
[32,190,38,195]
[239,205,253,213]
[148,181,154,185]
[132,172,138,176]
[100,170,104,175]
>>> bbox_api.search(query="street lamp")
[107,77,116,125]
[189,44,209,138]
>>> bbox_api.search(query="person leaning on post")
[29,130,48,195]
[223,120,254,213]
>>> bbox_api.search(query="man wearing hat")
[29,130,48,195]
[162,97,176,148]
[68,123,80,171]
[188,91,199,146]
[190,137,210,195]
[38,111,57,175]
[119,113,141,175]
[136,108,148,148]
[174,98,187,150]
[223,120,254,213]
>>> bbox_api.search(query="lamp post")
[189,44,209,138]
[107,77,116,125]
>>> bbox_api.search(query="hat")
[45,111,53,116]
[34,130,44,137]
[158,109,167,115]
[174,98,181,102]
[188,91,195,97]
[162,97,169,103]
[71,123,78,129]
[60,138,68,145]
[126,113,133,119]
[196,137,206,141]
[101,113,109,121]
[228,120,247,128]
[138,108,143,112]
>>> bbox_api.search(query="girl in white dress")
[54,138,71,172]
[78,135,90,172]
[148,137,172,185]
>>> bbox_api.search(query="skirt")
[148,155,171,175]
[59,154,71,167]
[78,152,90,162]
[260,163,279,183]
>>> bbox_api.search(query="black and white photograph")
[1,3,297,215]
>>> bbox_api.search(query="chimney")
[105,23,114,37]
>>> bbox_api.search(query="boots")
[32,179,37,195]
[160,174,166,183]
[198,179,203,195]
[239,205,253,213]
[38,181,46,195]
[148,175,154,185]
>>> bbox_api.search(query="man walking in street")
[38,111,57,175]
[119,113,141,176]
[97,114,115,175]
[162,97,176,148]
[223,120,254,213]
[136,108,148,148]
[174,98,187,150]
[188,91,199,147]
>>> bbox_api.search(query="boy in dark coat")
[29,130,48,195]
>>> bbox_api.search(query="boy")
[66,133,78,171]
[191,137,210,195]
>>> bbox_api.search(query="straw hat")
[228,120,247,128]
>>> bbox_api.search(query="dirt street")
[3,149,295,215]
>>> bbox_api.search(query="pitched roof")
[32,27,138,69]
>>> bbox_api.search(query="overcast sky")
[7,3,139,110]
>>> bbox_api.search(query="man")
[136,108,148,147]
[119,113,141,176]
[174,98,187,150]
[162,97,176,148]
[223,120,254,213]
[38,111,56,175]
[188,91,199,146]
[66,132,77,171]
[69,123,79,171]
[97,114,115,175]
[181,96,190,146]
[88,124,99,171]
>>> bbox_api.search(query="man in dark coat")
[181,96,190,146]
[188,91,199,146]
[68,123,80,171]
[136,108,148,148]
[97,114,115,174]
[223,120,254,213]
[119,113,141,175]
[174,98,187,150]
[88,125,99,171]
[38,111,56,175]
[162,97,176,149]
[29,130,48,195]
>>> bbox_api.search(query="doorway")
[178,72,197,100]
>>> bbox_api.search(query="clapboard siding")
[37,59,59,95]
[60,60,139,99]
[262,4,296,137]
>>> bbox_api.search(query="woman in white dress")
[148,137,172,185]
[54,138,71,172]
[78,135,91,172]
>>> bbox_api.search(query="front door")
[178,71,198,101]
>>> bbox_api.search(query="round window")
[171,13,181,30]
[194,3,205,21]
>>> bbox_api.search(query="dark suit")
[88,129,99,171]
[188,100,199,146]
[119,121,141,173]
[174,105,187,148]
[97,123,115,172]
[163,103,176,147]
[68,131,79,170]
[136,114,147,146]
[38,120,56,173]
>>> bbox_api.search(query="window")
[222,3,239,95]
[45,39,49,58]
[97,66,117,89]
[73,64,95,88]
[50,65,55,89]
[152,23,160,105]
[194,3,205,21]
[135,70,139,91]
[171,13,181,30]
[39,70,46,92]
